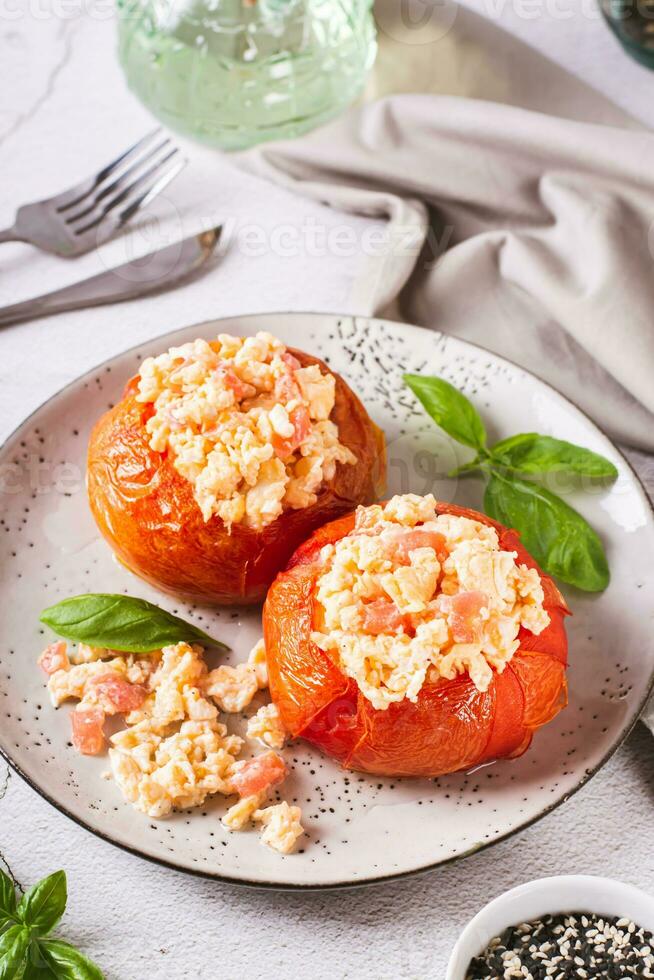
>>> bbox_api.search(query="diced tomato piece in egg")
[393,530,449,565]
[281,352,301,372]
[38,641,69,675]
[273,363,302,403]
[361,598,407,635]
[272,405,312,458]
[86,673,148,714]
[229,751,287,798]
[71,708,106,755]
[214,366,255,401]
[440,590,489,643]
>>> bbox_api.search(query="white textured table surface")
[1,2,653,978]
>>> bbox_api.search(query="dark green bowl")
[600,0,654,67]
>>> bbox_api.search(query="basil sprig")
[40,594,228,654]
[404,373,617,592]
[0,870,103,979]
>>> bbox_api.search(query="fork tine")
[55,128,162,214]
[71,148,180,233]
[73,155,187,237]
[93,128,163,186]
[63,138,173,225]
[117,158,188,227]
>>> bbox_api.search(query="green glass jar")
[116,0,377,150]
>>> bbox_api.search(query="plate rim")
[1,309,652,890]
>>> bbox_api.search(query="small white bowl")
[446,874,654,980]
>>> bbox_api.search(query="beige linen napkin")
[243,91,654,450]
[239,0,654,450]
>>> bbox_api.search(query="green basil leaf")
[40,595,228,654]
[19,939,55,979]
[20,951,53,980]
[16,872,66,938]
[404,374,487,450]
[491,433,619,478]
[0,925,29,980]
[0,922,14,941]
[35,940,104,980]
[484,472,610,592]
[0,873,16,920]
[17,959,46,979]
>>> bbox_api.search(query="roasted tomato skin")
[263,502,569,778]
[87,348,385,605]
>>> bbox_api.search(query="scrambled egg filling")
[311,494,550,710]
[40,639,303,853]
[247,703,287,750]
[136,331,357,529]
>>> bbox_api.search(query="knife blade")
[0,226,222,328]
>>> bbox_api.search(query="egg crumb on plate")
[135,331,357,529]
[253,802,305,855]
[247,703,287,749]
[205,662,258,713]
[109,718,241,819]
[248,638,268,689]
[311,493,550,711]
[37,637,303,854]
[222,792,265,831]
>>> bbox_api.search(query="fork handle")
[0,225,20,245]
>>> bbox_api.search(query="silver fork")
[0,130,186,258]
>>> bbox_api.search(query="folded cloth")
[242,93,654,451]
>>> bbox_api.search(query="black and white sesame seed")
[466,911,654,979]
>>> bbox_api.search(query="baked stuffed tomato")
[87,332,385,604]
[263,493,569,777]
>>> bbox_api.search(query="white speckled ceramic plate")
[1,313,653,889]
